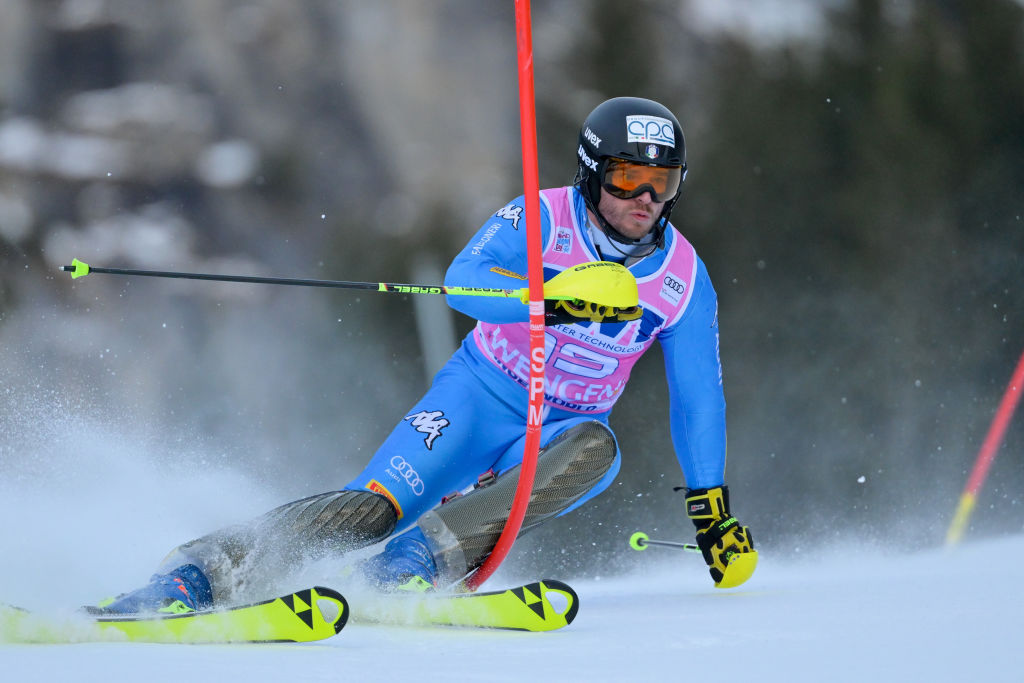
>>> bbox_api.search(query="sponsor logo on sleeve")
[404,410,449,450]
[626,115,675,146]
[471,223,502,256]
[660,272,686,306]
[489,266,527,280]
[388,455,424,496]
[368,479,403,519]
[495,203,523,229]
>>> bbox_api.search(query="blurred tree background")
[1,0,1021,579]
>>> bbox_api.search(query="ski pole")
[628,531,701,554]
[60,258,532,300]
[946,346,1024,546]
[60,258,639,307]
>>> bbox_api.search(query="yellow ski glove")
[684,486,758,589]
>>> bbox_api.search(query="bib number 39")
[546,333,619,379]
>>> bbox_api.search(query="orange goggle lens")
[602,161,682,202]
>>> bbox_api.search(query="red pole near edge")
[463,0,545,591]
[947,347,1024,545]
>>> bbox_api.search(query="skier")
[97,97,756,614]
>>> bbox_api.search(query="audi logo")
[390,455,424,496]
[664,275,685,294]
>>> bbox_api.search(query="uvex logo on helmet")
[577,144,598,172]
[626,115,675,146]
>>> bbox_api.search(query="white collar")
[587,223,655,267]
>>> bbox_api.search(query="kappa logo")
[495,203,523,229]
[404,410,449,450]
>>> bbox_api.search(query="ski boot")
[90,564,214,615]
[361,529,438,593]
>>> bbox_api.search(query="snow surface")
[2,536,1022,682]
[1,408,1021,681]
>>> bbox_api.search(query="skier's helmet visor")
[602,159,682,203]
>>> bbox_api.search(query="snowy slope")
[3,535,1021,683]
[1,409,1020,681]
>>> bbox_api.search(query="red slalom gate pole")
[946,347,1024,546]
[463,0,544,592]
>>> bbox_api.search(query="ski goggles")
[602,159,683,203]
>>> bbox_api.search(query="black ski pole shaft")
[640,538,701,551]
[628,531,700,553]
[59,258,527,300]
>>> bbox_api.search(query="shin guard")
[160,490,397,603]
[416,420,615,585]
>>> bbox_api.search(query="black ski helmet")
[575,97,687,252]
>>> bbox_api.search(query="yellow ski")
[1,586,348,644]
[356,579,579,632]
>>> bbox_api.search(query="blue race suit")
[345,186,726,533]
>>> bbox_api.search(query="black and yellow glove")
[544,299,643,326]
[684,485,758,589]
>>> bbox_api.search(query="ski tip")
[311,586,349,634]
[539,579,579,626]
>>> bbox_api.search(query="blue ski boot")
[361,528,438,593]
[91,564,214,615]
